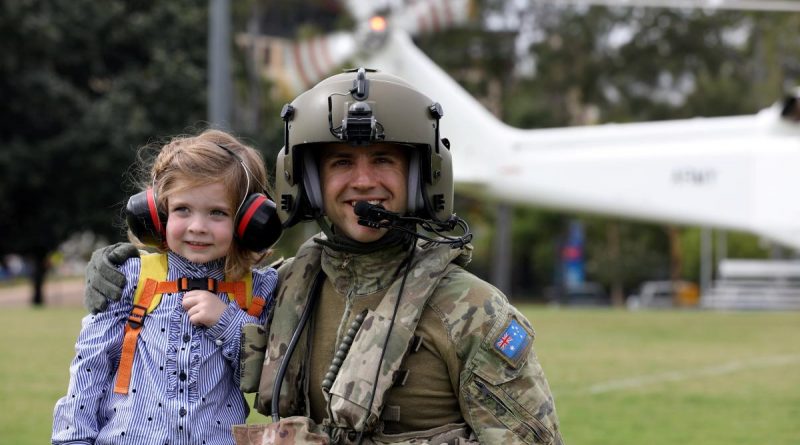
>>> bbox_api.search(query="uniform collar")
[320,242,411,296]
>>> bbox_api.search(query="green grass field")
[2,306,798,444]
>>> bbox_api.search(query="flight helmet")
[275,68,453,227]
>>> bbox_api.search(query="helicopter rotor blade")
[389,0,473,36]
[236,30,357,98]
[533,0,800,13]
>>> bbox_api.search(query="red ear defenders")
[125,188,282,252]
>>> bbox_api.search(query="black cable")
[327,91,350,140]
[353,201,473,248]
[271,271,324,422]
[369,215,473,248]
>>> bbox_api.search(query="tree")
[0,0,208,304]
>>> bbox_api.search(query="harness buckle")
[127,304,148,329]
[178,277,217,292]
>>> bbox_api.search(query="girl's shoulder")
[252,263,277,275]
[117,255,144,304]
[118,255,144,279]
[251,265,279,294]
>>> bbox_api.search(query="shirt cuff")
[205,301,241,346]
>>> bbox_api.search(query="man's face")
[319,142,409,243]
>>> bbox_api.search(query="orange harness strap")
[114,279,176,394]
[217,281,266,317]
[113,263,265,395]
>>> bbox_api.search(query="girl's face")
[165,179,235,264]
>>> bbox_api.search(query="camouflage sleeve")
[449,278,563,444]
[239,257,295,394]
[239,323,268,393]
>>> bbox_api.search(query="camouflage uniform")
[237,234,563,445]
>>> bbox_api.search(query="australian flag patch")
[493,318,531,368]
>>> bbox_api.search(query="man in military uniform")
[85,69,564,445]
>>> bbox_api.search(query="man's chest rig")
[258,238,467,440]
[115,253,265,394]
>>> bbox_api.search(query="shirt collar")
[166,251,226,280]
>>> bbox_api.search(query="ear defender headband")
[125,143,282,252]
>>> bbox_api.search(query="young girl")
[52,130,281,445]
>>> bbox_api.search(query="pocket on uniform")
[463,313,556,444]
[466,372,553,444]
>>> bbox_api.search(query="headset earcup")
[125,189,166,247]
[235,194,283,251]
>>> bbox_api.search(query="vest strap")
[256,238,325,416]
[327,245,466,432]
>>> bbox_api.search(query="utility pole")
[491,204,513,296]
[700,227,713,296]
[209,0,232,129]
[486,77,512,296]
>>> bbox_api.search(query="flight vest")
[256,236,471,438]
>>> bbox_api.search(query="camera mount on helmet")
[327,68,386,145]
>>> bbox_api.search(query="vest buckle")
[178,277,217,292]
[127,304,148,329]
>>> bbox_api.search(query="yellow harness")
[114,253,264,394]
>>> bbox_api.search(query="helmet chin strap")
[313,216,414,255]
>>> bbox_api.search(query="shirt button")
[179,407,187,417]
[179,371,187,381]
[183,334,190,343]
[215,339,223,346]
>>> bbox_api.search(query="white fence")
[702,259,800,310]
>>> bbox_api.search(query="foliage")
[0,0,208,303]
[583,217,672,290]
[679,228,771,282]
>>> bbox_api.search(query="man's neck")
[313,221,414,255]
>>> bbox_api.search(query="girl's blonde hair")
[130,129,272,280]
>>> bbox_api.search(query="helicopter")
[236,0,800,251]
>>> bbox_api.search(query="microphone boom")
[353,201,473,248]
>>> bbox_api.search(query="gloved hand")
[84,242,140,313]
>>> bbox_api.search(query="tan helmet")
[275,68,453,227]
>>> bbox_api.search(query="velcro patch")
[493,318,531,368]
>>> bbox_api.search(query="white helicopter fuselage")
[362,29,800,250]
[495,111,800,248]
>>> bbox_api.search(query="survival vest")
[256,236,471,437]
[114,253,265,394]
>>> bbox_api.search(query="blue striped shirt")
[52,251,277,445]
